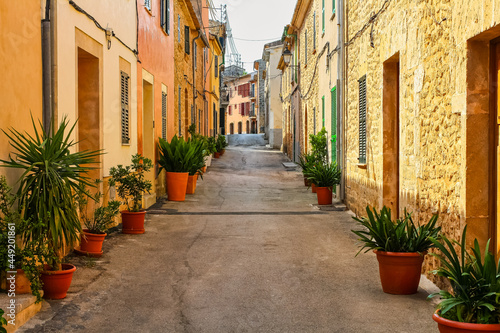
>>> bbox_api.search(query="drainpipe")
[193,30,201,131]
[337,0,345,202]
[42,0,52,133]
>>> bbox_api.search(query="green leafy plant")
[187,139,205,177]
[206,136,217,155]
[298,153,316,178]
[306,162,341,187]
[76,179,120,234]
[0,308,7,333]
[0,117,102,270]
[352,206,441,255]
[109,154,153,213]
[158,135,201,173]
[216,134,228,152]
[187,123,197,138]
[428,227,500,324]
[309,127,328,164]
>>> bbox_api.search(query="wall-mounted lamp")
[282,45,293,65]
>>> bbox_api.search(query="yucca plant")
[216,134,227,152]
[306,162,341,187]
[158,135,201,173]
[187,138,205,177]
[0,117,102,270]
[352,206,441,255]
[428,227,500,324]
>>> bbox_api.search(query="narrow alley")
[19,146,436,333]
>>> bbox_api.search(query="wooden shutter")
[246,102,250,116]
[166,0,170,34]
[228,105,232,115]
[332,0,336,13]
[331,87,337,162]
[359,76,367,164]
[162,92,167,140]
[305,30,308,63]
[322,0,325,33]
[144,0,151,11]
[215,55,218,77]
[313,12,316,50]
[185,26,190,54]
[322,95,325,127]
[120,71,130,144]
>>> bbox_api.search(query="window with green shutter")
[359,76,367,164]
[331,86,337,162]
[160,0,170,34]
[313,12,316,49]
[185,26,190,54]
[322,0,325,34]
[120,71,130,145]
[162,92,167,140]
[332,0,336,14]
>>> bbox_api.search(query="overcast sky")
[210,0,296,72]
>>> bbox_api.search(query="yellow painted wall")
[0,2,43,185]
[226,75,252,134]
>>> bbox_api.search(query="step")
[0,292,43,333]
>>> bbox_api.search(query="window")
[120,71,130,144]
[331,86,337,162]
[178,86,182,135]
[213,103,217,135]
[313,12,316,50]
[228,105,232,115]
[322,0,325,34]
[160,0,170,34]
[185,26,190,54]
[359,76,367,164]
[251,83,255,97]
[332,0,336,14]
[144,0,151,11]
[313,107,316,134]
[215,55,218,77]
[177,15,180,42]
[162,91,167,140]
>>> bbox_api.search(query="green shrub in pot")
[306,162,341,188]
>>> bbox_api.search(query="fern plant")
[352,206,441,255]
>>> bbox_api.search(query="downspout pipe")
[193,30,201,132]
[337,0,345,202]
[42,0,52,133]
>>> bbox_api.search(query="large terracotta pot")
[316,186,333,205]
[433,311,500,333]
[221,149,226,155]
[186,174,198,194]
[375,250,426,294]
[166,171,189,201]
[121,210,146,234]
[80,229,106,253]
[41,264,76,299]
[214,152,221,158]
[311,183,317,193]
[201,166,207,173]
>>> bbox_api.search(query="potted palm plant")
[306,162,341,205]
[298,153,315,186]
[186,139,205,195]
[158,135,199,201]
[216,134,228,156]
[75,179,120,256]
[352,206,441,295]
[429,227,500,332]
[1,117,102,299]
[205,136,217,169]
[109,155,153,234]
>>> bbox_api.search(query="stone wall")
[345,0,500,283]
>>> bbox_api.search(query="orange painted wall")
[137,0,175,199]
[0,2,43,185]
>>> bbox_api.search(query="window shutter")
[322,95,325,128]
[228,105,232,115]
[331,86,337,162]
[332,0,336,13]
[166,0,170,34]
[178,15,181,42]
[322,0,325,34]
[305,30,308,63]
[162,92,167,140]
[215,55,218,77]
[120,71,130,144]
[246,102,250,116]
[160,0,165,28]
[359,76,367,164]
[313,12,316,49]
[145,0,151,11]
[185,26,190,54]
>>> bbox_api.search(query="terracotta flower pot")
[304,177,310,187]
[186,174,198,194]
[221,149,226,155]
[316,186,333,205]
[214,152,221,158]
[433,311,500,332]
[41,264,76,299]
[80,229,106,253]
[121,210,146,234]
[375,250,426,294]
[311,183,317,193]
[166,171,189,201]
[201,166,207,173]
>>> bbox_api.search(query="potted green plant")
[0,308,6,333]
[1,117,101,299]
[428,227,500,332]
[186,138,205,195]
[216,134,228,156]
[205,136,217,168]
[298,153,315,186]
[306,162,341,205]
[109,154,153,234]
[351,206,441,294]
[75,179,120,256]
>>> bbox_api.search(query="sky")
[210,0,296,72]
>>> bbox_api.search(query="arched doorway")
[238,121,242,134]
[246,120,249,134]
[230,123,234,134]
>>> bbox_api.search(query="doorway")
[142,78,155,207]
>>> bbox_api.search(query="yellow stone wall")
[345,0,500,282]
